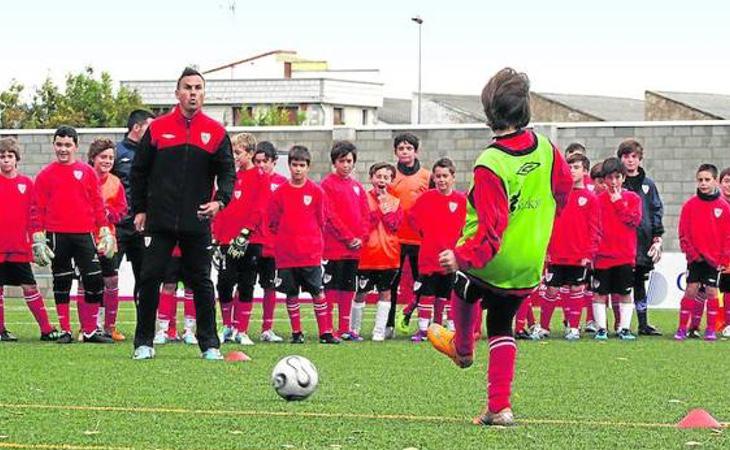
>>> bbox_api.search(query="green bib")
[459,132,557,290]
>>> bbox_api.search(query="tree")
[239,104,306,126]
[0,67,145,129]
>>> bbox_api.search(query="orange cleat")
[472,407,515,426]
[109,328,126,342]
[427,324,473,368]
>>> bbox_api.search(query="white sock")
[418,318,429,332]
[619,303,634,331]
[351,301,365,333]
[446,319,455,331]
[592,303,607,330]
[157,319,169,333]
[184,317,195,333]
[97,307,105,330]
[373,301,390,335]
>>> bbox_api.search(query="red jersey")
[268,179,325,269]
[359,189,403,270]
[594,189,642,269]
[212,166,269,245]
[548,187,601,266]
[259,173,287,257]
[0,173,35,262]
[32,161,107,233]
[98,172,127,237]
[321,173,370,260]
[410,189,467,275]
[678,191,730,268]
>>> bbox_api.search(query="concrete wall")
[3,120,730,256]
[531,95,598,122]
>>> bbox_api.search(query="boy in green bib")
[428,67,571,426]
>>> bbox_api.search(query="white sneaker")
[132,345,155,360]
[585,320,598,333]
[722,325,730,338]
[372,330,385,342]
[201,348,223,360]
[565,328,580,340]
[384,326,395,340]
[260,329,284,343]
[530,325,549,340]
[182,330,198,345]
[234,332,255,345]
[445,320,455,332]
[153,329,168,345]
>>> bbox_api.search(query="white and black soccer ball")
[271,355,319,401]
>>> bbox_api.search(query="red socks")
[678,296,695,332]
[285,297,302,333]
[539,289,559,330]
[0,287,5,331]
[103,287,119,331]
[514,297,531,331]
[234,296,253,334]
[262,289,277,332]
[336,290,354,335]
[313,296,333,335]
[487,335,517,413]
[56,302,71,332]
[706,297,719,332]
[417,295,435,331]
[567,290,583,329]
[23,288,52,334]
[454,295,480,357]
[584,290,595,322]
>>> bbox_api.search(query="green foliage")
[239,104,306,126]
[0,67,145,129]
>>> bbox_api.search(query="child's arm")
[322,182,356,244]
[613,192,642,228]
[267,191,282,235]
[106,181,128,225]
[648,181,665,239]
[587,196,602,261]
[678,201,699,262]
[383,204,404,233]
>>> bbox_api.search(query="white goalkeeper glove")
[32,231,54,267]
[211,241,225,271]
[97,226,117,259]
[647,240,662,264]
[227,228,251,259]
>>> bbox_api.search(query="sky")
[3,0,730,100]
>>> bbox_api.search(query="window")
[334,107,344,125]
[362,109,368,125]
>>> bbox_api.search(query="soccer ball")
[271,355,319,401]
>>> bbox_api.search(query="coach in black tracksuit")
[131,68,235,355]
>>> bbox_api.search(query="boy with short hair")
[537,153,600,340]
[320,140,369,340]
[0,137,58,341]
[408,158,466,341]
[675,164,730,341]
[213,132,269,346]
[592,157,642,340]
[252,141,287,342]
[387,133,431,337]
[268,145,338,344]
[719,168,730,337]
[618,139,664,335]
[349,162,403,341]
[32,126,116,344]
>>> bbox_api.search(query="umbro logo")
[516,162,541,176]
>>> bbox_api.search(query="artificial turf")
[0,299,729,450]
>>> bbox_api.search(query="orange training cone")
[677,409,722,429]
[225,351,251,362]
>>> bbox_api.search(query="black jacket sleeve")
[212,134,235,207]
[130,129,155,214]
[648,180,664,238]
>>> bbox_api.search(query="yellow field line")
[0,443,133,450]
[0,402,724,429]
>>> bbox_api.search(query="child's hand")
[438,249,458,273]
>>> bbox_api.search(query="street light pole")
[411,15,423,124]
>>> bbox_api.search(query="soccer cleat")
[234,332,255,346]
[514,329,531,340]
[0,329,18,342]
[291,332,305,344]
[319,332,341,344]
[82,330,114,344]
[395,309,411,335]
[688,328,702,339]
[132,345,155,360]
[445,320,455,332]
[704,331,717,341]
[40,328,60,341]
[565,328,580,341]
[153,330,168,345]
[594,328,608,340]
[260,329,284,343]
[674,329,687,341]
[220,326,236,343]
[584,320,598,333]
[529,325,549,340]
[384,326,395,340]
[617,329,636,341]
[343,331,364,342]
[411,329,428,342]
[722,325,730,338]
[472,408,515,427]
[371,330,385,342]
[56,331,74,344]
[182,331,198,346]
[427,323,473,368]
[638,324,662,336]
[201,348,223,360]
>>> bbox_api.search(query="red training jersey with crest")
[410,189,467,275]
[212,166,270,245]
[259,173,287,257]
[321,173,370,260]
[548,187,601,265]
[678,192,730,268]
[594,189,642,269]
[0,173,36,262]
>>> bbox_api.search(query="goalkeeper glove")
[227,228,251,259]
[211,241,225,271]
[32,231,55,266]
[647,241,662,264]
[97,226,117,259]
